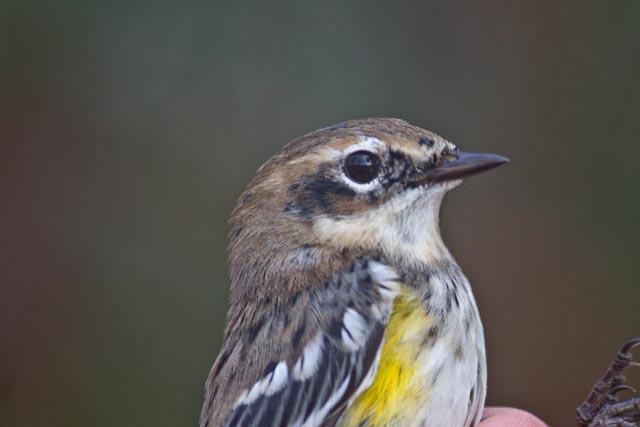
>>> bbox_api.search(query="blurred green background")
[2,1,640,426]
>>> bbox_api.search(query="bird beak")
[424,151,509,183]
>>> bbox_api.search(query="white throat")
[312,183,458,264]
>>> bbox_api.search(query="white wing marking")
[341,308,368,352]
[292,333,324,381]
[235,361,289,407]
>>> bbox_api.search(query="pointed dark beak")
[424,151,509,183]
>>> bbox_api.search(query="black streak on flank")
[428,325,439,338]
[419,137,435,148]
[445,292,452,313]
[431,363,444,386]
[468,386,476,409]
[454,343,464,360]
[422,324,439,347]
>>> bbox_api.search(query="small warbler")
[199,118,508,427]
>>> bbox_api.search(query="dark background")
[3,1,640,425]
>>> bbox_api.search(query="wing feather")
[217,260,399,427]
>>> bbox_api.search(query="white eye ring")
[338,136,385,192]
[339,170,381,193]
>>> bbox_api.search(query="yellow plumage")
[340,287,435,426]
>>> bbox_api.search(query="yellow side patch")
[340,287,435,426]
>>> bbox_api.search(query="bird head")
[228,118,507,301]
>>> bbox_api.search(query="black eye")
[344,151,381,184]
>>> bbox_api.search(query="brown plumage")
[200,118,508,427]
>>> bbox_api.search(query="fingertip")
[480,407,547,427]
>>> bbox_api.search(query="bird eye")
[344,151,381,184]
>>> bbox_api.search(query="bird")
[199,118,509,427]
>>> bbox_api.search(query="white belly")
[414,334,486,427]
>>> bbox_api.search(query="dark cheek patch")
[286,174,358,217]
[285,156,421,218]
[306,176,357,213]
